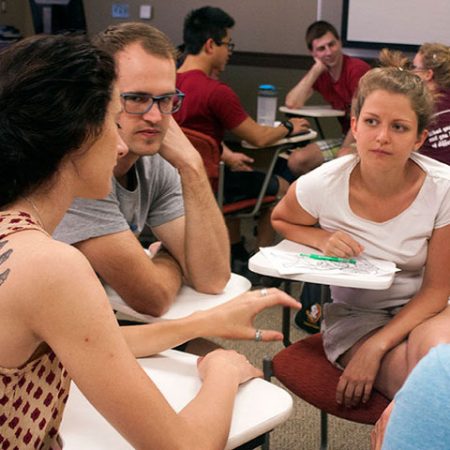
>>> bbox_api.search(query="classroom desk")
[106,272,252,323]
[240,129,318,185]
[60,349,294,450]
[279,105,345,139]
[249,239,396,345]
[249,240,395,290]
[241,128,317,150]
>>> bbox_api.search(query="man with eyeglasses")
[54,22,230,317]
[174,6,309,274]
[285,20,370,175]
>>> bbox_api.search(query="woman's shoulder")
[4,232,94,294]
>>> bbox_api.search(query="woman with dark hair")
[0,35,298,449]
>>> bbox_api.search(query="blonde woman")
[272,66,450,408]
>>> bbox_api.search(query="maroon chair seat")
[222,195,278,214]
[273,333,389,425]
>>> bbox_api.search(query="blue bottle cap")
[258,84,276,91]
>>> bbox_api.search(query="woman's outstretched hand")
[196,288,301,342]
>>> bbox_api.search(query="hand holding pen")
[320,230,364,259]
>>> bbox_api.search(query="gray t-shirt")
[54,154,184,244]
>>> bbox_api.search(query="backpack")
[294,282,330,334]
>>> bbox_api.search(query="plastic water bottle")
[257,84,278,126]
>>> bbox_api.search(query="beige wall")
[5,1,317,54]
[0,0,341,137]
[83,0,316,55]
[0,0,33,36]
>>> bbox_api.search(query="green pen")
[299,253,357,264]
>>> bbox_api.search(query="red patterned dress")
[0,211,71,449]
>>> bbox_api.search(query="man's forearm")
[158,118,230,293]
[180,160,231,293]
[285,65,322,108]
[115,250,183,317]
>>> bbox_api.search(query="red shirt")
[174,70,248,147]
[313,55,370,133]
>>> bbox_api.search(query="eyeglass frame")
[215,40,235,52]
[119,89,185,115]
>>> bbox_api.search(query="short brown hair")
[93,22,177,62]
[305,21,340,51]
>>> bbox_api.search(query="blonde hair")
[378,48,410,70]
[352,67,434,134]
[93,22,177,62]
[418,43,450,89]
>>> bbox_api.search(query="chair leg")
[283,279,292,296]
[282,306,291,347]
[262,357,274,450]
[263,357,273,381]
[280,280,292,347]
[262,432,270,450]
[320,410,328,450]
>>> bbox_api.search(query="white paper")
[259,247,399,277]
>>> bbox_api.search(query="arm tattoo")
[0,268,10,286]
[0,241,12,286]
[0,248,12,265]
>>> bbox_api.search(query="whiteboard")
[342,0,450,50]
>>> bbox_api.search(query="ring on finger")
[260,287,269,297]
[255,329,263,342]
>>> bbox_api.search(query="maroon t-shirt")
[313,54,371,133]
[174,69,248,148]
[420,88,450,165]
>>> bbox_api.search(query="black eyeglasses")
[216,40,235,52]
[120,89,185,115]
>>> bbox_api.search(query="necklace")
[23,196,45,230]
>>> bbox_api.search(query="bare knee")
[407,317,450,369]
[287,144,324,176]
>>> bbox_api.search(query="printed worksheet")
[259,247,399,277]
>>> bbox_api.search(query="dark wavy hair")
[0,34,116,207]
[183,6,235,55]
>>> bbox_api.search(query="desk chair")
[263,333,390,450]
[181,127,280,218]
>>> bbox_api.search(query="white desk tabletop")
[241,128,317,149]
[60,349,293,450]
[279,105,345,118]
[106,272,252,323]
[249,240,395,290]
